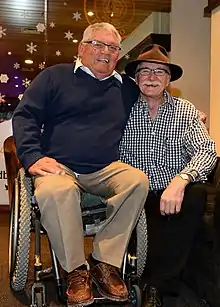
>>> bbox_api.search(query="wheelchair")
[5,137,148,307]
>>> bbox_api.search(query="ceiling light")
[14,76,18,79]
[15,85,19,88]
[25,59,33,64]
[87,11,94,16]
[8,51,12,55]
[73,39,78,43]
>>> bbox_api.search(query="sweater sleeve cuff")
[20,152,45,172]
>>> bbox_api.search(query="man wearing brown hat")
[119,44,217,306]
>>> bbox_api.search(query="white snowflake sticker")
[26,42,37,54]
[56,50,61,56]
[0,74,9,83]
[13,62,20,69]
[49,22,55,28]
[21,10,30,18]
[39,62,45,70]
[124,54,130,60]
[72,12,81,21]
[18,94,23,101]
[0,26,7,39]
[64,30,74,40]
[36,23,45,33]
[0,93,5,102]
[22,78,31,88]
[73,55,78,62]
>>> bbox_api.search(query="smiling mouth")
[146,84,159,88]
[97,58,109,63]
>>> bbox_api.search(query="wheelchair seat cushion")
[81,192,106,209]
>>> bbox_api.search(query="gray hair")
[81,22,121,45]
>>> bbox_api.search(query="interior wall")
[170,0,211,126]
[210,6,220,154]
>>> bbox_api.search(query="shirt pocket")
[164,138,183,171]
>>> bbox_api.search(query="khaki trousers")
[34,161,149,272]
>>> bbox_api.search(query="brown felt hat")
[125,44,183,82]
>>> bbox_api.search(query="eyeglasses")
[83,40,121,53]
[136,67,170,77]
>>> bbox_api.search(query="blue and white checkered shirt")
[119,91,217,191]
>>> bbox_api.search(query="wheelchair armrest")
[3,136,22,206]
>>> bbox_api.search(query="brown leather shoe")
[91,262,128,301]
[66,268,94,306]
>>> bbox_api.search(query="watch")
[178,173,192,183]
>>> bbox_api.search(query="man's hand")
[28,157,65,176]
[160,176,188,215]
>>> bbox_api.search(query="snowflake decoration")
[26,42,37,54]
[56,50,61,56]
[124,54,130,60]
[49,21,55,28]
[21,10,30,18]
[36,23,45,33]
[13,62,20,69]
[64,30,74,40]
[18,94,23,101]
[0,74,9,83]
[0,93,5,103]
[0,26,7,39]
[39,62,45,70]
[22,78,31,88]
[72,12,81,21]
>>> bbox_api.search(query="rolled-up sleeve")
[181,117,217,182]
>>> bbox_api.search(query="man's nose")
[101,46,110,54]
[148,71,157,80]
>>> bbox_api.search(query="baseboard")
[0,205,10,212]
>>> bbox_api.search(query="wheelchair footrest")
[31,281,47,307]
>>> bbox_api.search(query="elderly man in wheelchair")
[6,144,148,307]
[7,22,149,307]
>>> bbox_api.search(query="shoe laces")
[68,269,89,287]
[98,263,119,278]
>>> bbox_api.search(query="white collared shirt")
[74,58,122,83]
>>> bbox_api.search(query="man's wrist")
[180,170,199,182]
[178,173,192,184]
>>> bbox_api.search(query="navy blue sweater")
[12,64,139,173]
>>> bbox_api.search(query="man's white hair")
[81,22,121,45]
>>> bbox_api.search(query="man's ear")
[166,75,171,88]
[78,42,84,57]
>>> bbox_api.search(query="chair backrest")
[3,136,21,206]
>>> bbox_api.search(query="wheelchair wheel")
[136,209,148,277]
[9,168,32,292]
[129,284,142,307]
[35,292,43,307]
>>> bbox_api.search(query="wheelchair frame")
[9,168,148,307]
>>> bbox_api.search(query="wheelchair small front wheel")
[129,284,142,307]
[35,292,44,307]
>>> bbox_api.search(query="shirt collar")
[74,58,122,83]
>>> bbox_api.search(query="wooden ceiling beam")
[204,0,220,17]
